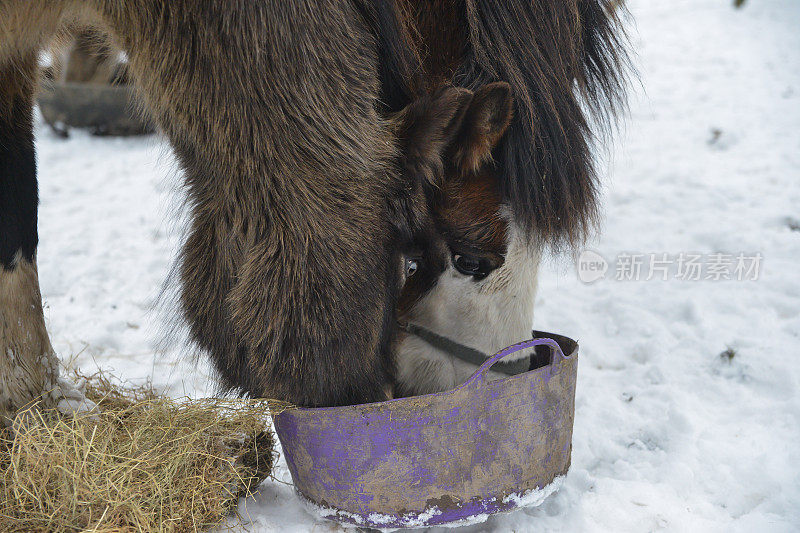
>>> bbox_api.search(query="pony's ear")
[452,82,514,174]
[393,86,474,187]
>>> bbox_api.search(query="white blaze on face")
[396,221,541,396]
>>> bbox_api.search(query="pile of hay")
[0,373,285,532]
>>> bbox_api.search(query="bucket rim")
[276,330,578,416]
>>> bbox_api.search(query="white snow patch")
[250,477,564,531]
[501,475,565,509]
[298,489,445,531]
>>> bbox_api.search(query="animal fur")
[400,0,630,246]
[0,0,629,414]
[393,83,543,395]
[0,0,426,411]
[391,0,629,394]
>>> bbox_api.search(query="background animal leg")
[0,53,96,426]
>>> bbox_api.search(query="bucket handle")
[462,338,567,387]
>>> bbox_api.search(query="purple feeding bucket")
[273,331,578,528]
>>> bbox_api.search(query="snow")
[293,478,564,531]
[31,0,799,530]
[301,491,443,530]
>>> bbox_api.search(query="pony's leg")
[0,52,95,425]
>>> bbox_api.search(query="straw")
[0,371,289,532]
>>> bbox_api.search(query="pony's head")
[390,83,543,395]
[377,0,630,396]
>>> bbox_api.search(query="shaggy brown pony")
[0,0,628,417]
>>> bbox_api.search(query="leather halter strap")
[399,322,532,375]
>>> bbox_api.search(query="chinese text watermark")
[577,251,762,284]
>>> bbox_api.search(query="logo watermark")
[576,251,762,284]
[577,250,609,283]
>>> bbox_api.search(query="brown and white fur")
[393,82,543,395]
[397,222,543,395]
[0,0,628,418]
[389,0,629,396]
[0,0,436,418]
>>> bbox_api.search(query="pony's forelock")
[455,0,631,249]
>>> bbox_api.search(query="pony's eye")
[453,254,492,280]
[405,258,420,277]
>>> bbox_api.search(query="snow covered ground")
[32,0,799,531]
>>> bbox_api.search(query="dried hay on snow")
[0,372,289,532]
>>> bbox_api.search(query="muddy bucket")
[273,331,578,529]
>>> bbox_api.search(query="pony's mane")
[455,0,630,248]
[356,0,424,113]
[365,0,631,247]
